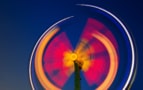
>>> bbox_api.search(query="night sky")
[0,0,143,90]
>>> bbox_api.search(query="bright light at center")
[70,53,78,61]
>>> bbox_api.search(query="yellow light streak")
[35,27,61,90]
[92,32,118,90]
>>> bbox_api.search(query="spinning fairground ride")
[29,4,137,90]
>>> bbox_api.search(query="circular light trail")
[29,4,136,90]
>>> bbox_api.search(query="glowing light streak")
[78,4,135,89]
[35,27,60,90]
[92,32,118,90]
[29,16,73,90]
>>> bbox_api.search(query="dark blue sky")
[0,0,143,90]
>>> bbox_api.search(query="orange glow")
[35,27,61,90]
[92,32,118,90]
